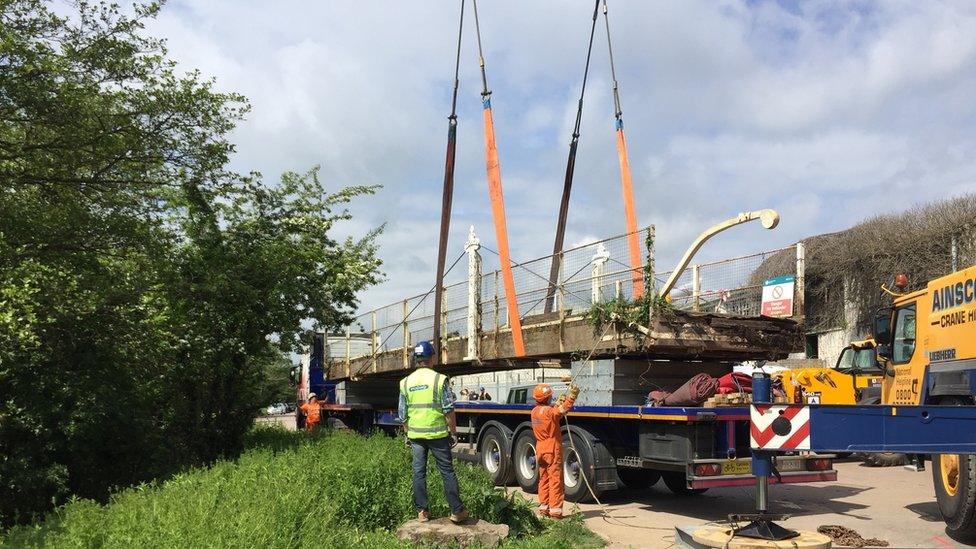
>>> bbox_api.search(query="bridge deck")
[326,227,804,381]
[328,310,800,380]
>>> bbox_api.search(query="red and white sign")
[750,404,810,450]
[761,275,795,317]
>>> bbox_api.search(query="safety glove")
[569,384,581,399]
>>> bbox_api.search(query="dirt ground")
[547,459,971,549]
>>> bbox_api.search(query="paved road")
[525,459,973,548]
[255,412,296,430]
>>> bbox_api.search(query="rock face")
[395,518,510,548]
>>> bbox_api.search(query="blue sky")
[148,0,976,312]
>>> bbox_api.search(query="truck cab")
[777,338,883,405]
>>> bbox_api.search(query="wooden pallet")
[702,392,752,407]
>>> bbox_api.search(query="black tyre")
[932,396,976,543]
[480,427,515,486]
[562,431,601,503]
[855,392,907,467]
[513,430,539,494]
[862,452,908,467]
[618,468,661,490]
[662,472,709,496]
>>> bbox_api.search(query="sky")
[146,0,976,313]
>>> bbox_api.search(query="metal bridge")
[326,225,807,380]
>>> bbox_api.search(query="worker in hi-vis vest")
[398,341,468,524]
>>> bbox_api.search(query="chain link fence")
[662,246,797,316]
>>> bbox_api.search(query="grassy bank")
[4,429,603,548]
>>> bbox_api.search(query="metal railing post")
[646,225,657,322]
[646,225,656,298]
[345,328,351,378]
[692,264,701,312]
[558,254,566,353]
[493,270,500,356]
[952,234,959,272]
[440,289,448,364]
[795,241,805,322]
[615,280,623,300]
[464,226,482,362]
[402,299,410,369]
[591,243,610,305]
[371,311,378,373]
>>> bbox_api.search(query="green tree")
[0,0,382,525]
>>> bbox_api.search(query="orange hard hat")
[533,384,553,403]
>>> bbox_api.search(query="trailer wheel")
[480,427,514,486]
[662,472,708,496]
[932,396,976,543]
[513,430,539,494]
[562,431,600,503]
[618,468,661,490]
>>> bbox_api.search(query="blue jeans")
[411,436,464,514]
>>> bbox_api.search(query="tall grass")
[4,429,603,548]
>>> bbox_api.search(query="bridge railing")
[333,226,803,366]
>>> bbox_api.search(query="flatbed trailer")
[317,399,837,503]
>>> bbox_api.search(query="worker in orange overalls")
[531,383,580,519]
[299,393,323,432]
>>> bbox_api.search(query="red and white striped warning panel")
[750,405,810,450]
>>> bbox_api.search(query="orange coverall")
[530,395,575,517]
[300,400,322,432]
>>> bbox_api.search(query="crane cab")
[874,266,976,406]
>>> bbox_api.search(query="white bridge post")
[464,226,482,362]
[591,243,610,305]
[795,241,806,323]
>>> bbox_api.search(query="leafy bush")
[4,429,604,548]
[0,0,381,525]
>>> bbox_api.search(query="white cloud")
[145,0,976,313]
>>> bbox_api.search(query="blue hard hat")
[414,341,435,358]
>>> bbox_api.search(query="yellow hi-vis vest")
[401,368,449,440]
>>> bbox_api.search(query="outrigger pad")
[732,518,800,541]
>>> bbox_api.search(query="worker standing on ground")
[531,383,580,519]
[398,341,468,524]
[299,393,323,433]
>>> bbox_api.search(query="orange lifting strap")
[473,0,525,356]
[614,122,644,298]
[604,0,643,299]
[483,100,525,356]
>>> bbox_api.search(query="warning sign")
[761,275,795,317]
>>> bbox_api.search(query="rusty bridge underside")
[328,310,801,381]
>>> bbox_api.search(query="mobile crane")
[744,266,976,543]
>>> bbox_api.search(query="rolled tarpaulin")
[648,373,719,406]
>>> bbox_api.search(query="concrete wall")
[817,328,858,368]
